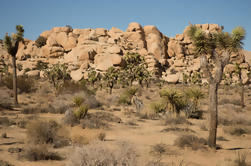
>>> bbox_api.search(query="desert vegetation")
[0,23,251,166]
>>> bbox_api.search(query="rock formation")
[0,23,250,84]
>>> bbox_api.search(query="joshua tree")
[123,52,148,86]
[103,67,119,94]
[187,25,245,148]
[4,25,24,106]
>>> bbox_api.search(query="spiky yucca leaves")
[184,88,205,115]
[160,88,186,116]
[3,25,24,106]
[103,67,119,94]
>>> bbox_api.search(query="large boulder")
[94,53,123,71]
[163,73,180,83]
[64,46,97,64]
[168,39,184,59]
[70,69,84,82]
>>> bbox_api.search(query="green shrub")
[35,36,47,48]
[118,86,138,105]
[160,88,187,115]
[73,96,85,107]
[35,60,48,70]
[150,101,166,114]
[74,105,88,120]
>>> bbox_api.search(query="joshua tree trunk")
[200,52,229,149]
[208,82,218,148]
[238,72,245,108]
[12,55,18,106]
[240,84,244,108]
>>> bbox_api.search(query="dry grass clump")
[67,141,137,166]
[223,126,251,136]
[234,151,249,166]
[0,117,9,126]
[218,98,242,106]
[0,160,14,166]
[23,144,62,161]
[162,116,192,125]
[97,132,106,141]
[150,143,167,157]
[26,120,69,146]
[219,111,251,126]
[174,135,207,150]
[161,127,195,133]
[2,75,35,93]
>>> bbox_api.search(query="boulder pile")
[0,22,250,84]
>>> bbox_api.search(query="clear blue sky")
[1,0,251,50]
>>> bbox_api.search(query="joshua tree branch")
[200,55,213,83]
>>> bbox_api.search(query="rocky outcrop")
[0,22,250,85]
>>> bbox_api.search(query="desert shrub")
[67,141,137,166]
[163,115,191,125]
[217,136,228,141]
[218,98,242,106]
[73,96,85,107]
[35,36,47,48]
[174,135,207,150]
[118,86,138,105]
[161,127,194,133]
[150,101,166,114]
[63,109,79,126]
[82,118,108,129]
[0,160,14,166]
[1,132,7,138]
[137,109,160,120]
[224,126,250,136]
[17,119,27,128]
[2,75,35,93]
[35,60,48,70]
[82,112,121,129]
[0,117,9,126]
[150,143,167,157]
[98,132,106,141]
[219,112,251,126]
[23,144,61,161]
[235,151,249,166]
[26,120,61,144]
[74,105,89,120]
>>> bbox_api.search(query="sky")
[0,0,251,50]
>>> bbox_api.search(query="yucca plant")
[185,88,205,112]
[74,105,89,120]
[73,96,85,107]
[3,25,24,106]
[159,88,186,116]
[187,24,245,148]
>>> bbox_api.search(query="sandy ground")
[0,84,251,166]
